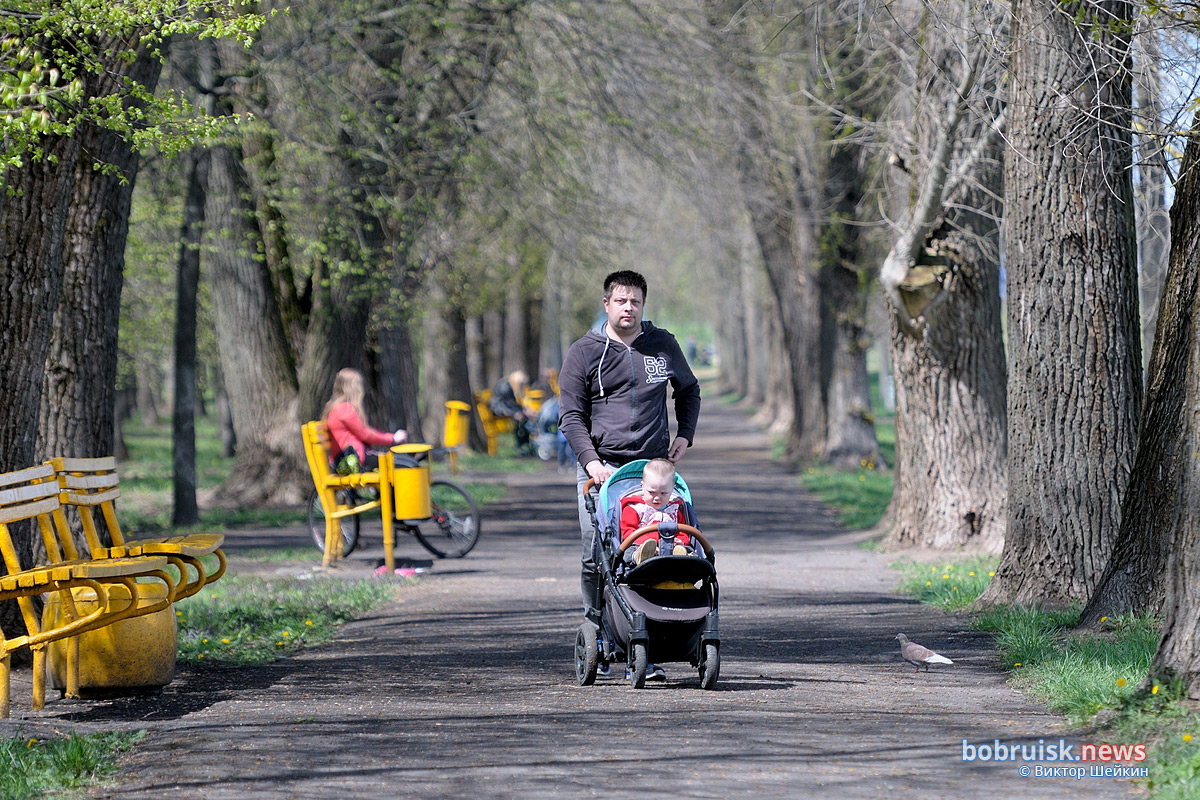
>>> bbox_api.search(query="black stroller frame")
[573,464,721,690]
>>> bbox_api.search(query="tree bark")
[1080,113,1200,627]
[37,44,162,466]
[1143,119,1200,696]
[205,144,305,506]
[172,149,208,526]
[979,0,1140,606]
[887,232,1008,551]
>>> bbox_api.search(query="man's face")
[641,472,673,507]
[603,283,645,337]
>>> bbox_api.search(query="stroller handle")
[618,522,712,558]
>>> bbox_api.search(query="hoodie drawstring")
[597,336,611,398]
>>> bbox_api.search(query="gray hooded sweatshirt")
[558,321,701,468]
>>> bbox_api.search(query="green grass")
[175,573,398,666]
[895,555,1199,798]
[0,730,146,800]
[894,556,998,610]
[792,418,895,530]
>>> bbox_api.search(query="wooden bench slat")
[59,472,120,491]
[53,456,118,472]
[62,486,121,506]
[0,464,54,491]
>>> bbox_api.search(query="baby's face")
[641,472,674,507]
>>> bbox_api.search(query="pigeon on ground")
[895,633,954,672]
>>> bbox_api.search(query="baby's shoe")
[672,544,688,556]
[634,540,657,564]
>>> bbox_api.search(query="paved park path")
[4,400,1141,799]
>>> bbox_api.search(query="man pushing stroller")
[559,269,702,682]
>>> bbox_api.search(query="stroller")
[573,460,721,689]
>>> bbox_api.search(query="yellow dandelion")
[210,594,217,599]
[859,475,866,482]
[1014,662,1022,667]
[861,459,867,467]
[926,581,932,586]
[202,638,208,644]
[276,641,284,647]
[176,611,183,617]
[1153,685,1160,695]
[282,631,290,637]
[198,654,204,659]
[1185,734,1193,743]
[989,572,995,577]
[952,586,958,591]
[1100,616,1108,622]
[808,467,815,474]
[305,620,314,626]
[1117,678,1127,687]
[969,572,976,577]
[942,574,949,580]
[221,638,230,644]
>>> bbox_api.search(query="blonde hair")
[323,368,369,425]
[643,458,676,485]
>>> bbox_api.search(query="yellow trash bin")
[43,581,177,691]
[443,401,470,450]
[391,443,432,519]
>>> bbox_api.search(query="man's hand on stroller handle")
[585,460,615,486]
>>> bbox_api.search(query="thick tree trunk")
[1144,120,1200,696]
[1081,114,1200,627]
[37,44,160,468]
[980,0,1140,606]
[296,256,371,424]
[0,136,79,643]
[886,233,1008,551]
[206,144,305,506]
[819,259,880,470]
[172,149,208,526]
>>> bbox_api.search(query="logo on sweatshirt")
[644,355,670,384]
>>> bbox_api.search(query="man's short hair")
[604,270,648,300]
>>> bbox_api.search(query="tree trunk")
[1143,120,1200,696]
[1080,113,1200,627]
[205,144,305,506]
[172,149,208,526]
[1133,25,1170,371]
[979,0,1140,606]
[0,135,79,644]
[295,256,371,424]
[886,233,1008,551]
[36,43,160,469]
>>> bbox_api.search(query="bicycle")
[306,447,481,560]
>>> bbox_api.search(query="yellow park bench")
[474,390,514,456]
[302,421,396,569]
[49,456,226,600]
[0,464,176,717]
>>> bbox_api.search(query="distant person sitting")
[323,367,407,474]
[489,370,534,455]
[619,459,696,566]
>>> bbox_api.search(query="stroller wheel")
[699,642,720,690]
[628,642,648,689]
[575,624,599,686]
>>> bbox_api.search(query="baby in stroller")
[620,458,702,565]
[574,459,721,690]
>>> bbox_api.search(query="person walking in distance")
[558,270,701,679]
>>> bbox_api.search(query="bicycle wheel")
[307,489,360,556]
[408,479,481,558]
